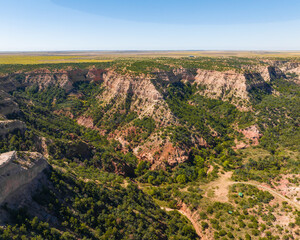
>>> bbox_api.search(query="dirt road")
[204,171,299,210]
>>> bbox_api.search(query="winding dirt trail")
[204,171,299,210]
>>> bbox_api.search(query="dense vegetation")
[0,168,197,240]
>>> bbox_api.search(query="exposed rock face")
[23,68,106,92]
[0,120,26,137]
[153,66,284,110]
[234,125,262,149]
[100,70,175,125]
[0,64,291,113]
[0,68,107,93]
[239,125,262,146]
[155,68,195,83]
[95,67,282,165]
[133,139,188,169]
[281,63,300,84]
[263,60,300,84]
[0,90,20,117]
[34,136,52,158]
[77,115,95,129]
[192,67,282,109]
[0,151,49,204]
[194,69,249,107]
[97,71,182,167]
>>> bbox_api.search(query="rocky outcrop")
[0,91,20,117]
[280,63,300,84]
[234,125,262,149]
[77,115,95,129]
[0,68,107,93]
[193,69,249,107]
[133,139,188,169]
[240,125,262,145]
[155,68,195,83]
[153,66,283,110]
[244,72,272,94]
[100,70,175,125]
[22,68,106,92]
[96,71,182,167]
[0,120,26,137]
[262,60,300,84]
[191,66,285,109]
[0,151,49,204]
[0,63,293,170]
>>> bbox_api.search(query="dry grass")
[1,51,300,65]
[0,55,112,64]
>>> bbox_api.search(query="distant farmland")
[0,55,112,64]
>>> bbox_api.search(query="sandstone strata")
[234,125,262,149]
[0,68,106,93]
[100,71,173,125]
[0,151,49,204]
[239,125,262,146]
[0,90,20,117]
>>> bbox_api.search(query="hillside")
[0,56,299,239]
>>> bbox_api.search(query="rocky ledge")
[0,151,49,204]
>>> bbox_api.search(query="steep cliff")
[0,151,49,204]
[0,64,288,111]
[262,60,300,84]
[0,68,106,93]
[92,71,181,168]
[0,91,20,118]
[193,69,250,108]
[151,65,286,110]
[0,120,26,137]
[99,70,174,125]
[192,66,284,109]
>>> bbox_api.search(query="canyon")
[0,57,299,239]
[0,61,297,168]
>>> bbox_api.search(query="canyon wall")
[0,68,106,93]
[0,151,49,204]
[0,120,26,137]
[0,90,20,117]
[0,64,290,111]
[100,71,174,125]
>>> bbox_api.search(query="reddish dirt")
[77,116,94,129]
[270,174,300,204]
[239,125,262,146]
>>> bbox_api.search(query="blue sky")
[1,0,300,51]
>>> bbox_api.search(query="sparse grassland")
[0,55,112,64]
